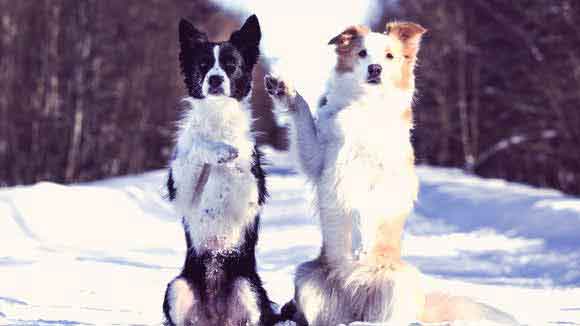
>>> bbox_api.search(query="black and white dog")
[163,15,279,326]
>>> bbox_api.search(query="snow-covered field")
[1,149,579,326]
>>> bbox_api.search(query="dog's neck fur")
[178,96,254,154]
[174,96,258,252]
[324,70,414,120]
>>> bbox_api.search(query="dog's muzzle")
[208,75,225,95]
[367,64,382,84]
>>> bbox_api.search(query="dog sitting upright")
[267,23,518,325]
[163,15,279,326]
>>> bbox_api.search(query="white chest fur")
[171,97,259,252]
[315,90,418,261]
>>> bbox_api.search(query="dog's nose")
[368,64,382,77]
[208,75,224,88]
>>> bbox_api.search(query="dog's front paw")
[265,74,297,110]
[265,74,294,97]
[215,143,239,164]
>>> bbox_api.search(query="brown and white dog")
[265,22,518,325]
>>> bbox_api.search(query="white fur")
[170,96,258,251]
[202,45,232,97]
[231,278,262,324]
[166,277,265,326]
[317,69,418,262]
[292,258,424,325]
[166,278,196,326]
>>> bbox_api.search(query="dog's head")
[179,15,261,100]
[328,22,426,91]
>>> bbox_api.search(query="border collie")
[163,15,279,326]
[267,23,518,325]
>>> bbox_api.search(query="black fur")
[167,168,176,201]
[163,148,275,325]
[251,146,268,206]
[178,15,261,100]
[162,286,173,326]
[171,219,278,325]
[178,19,209,98]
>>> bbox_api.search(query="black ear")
[230,15,261,66]
[179,19,207,50]
[230,15,261,48]
[179,19,207,98]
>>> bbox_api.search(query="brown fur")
[421,293,483,322]
[328,25,370,73]
[422,294,519,324]
[408,152,416,169]
[385,21,427,50]
[402,106,413,125]
[369,214,406,266]
[402,107,416,168]
[385,21,426,90]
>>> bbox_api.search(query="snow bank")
[1,149,580,325]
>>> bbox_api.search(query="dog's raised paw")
[265,75,296,99]
[264,75,285,96]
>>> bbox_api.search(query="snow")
[1,149,580,326]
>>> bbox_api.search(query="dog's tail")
[419,292,519,325]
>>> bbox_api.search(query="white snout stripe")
[202,45,231,97]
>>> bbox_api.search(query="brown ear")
[328,25,369,53]
[385,21,427,44]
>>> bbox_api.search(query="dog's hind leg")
[227,278,270,326]
[293,258,348,326]
[163,277,201,326]
[376,263,425,324]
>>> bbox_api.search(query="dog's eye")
[358,50,367,58]
[223,61,236,74]
[199,58,212,69]
[386,53,394,60]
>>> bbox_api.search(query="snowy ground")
[1,149,579,326]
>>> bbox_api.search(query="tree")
[375,0,580,194]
